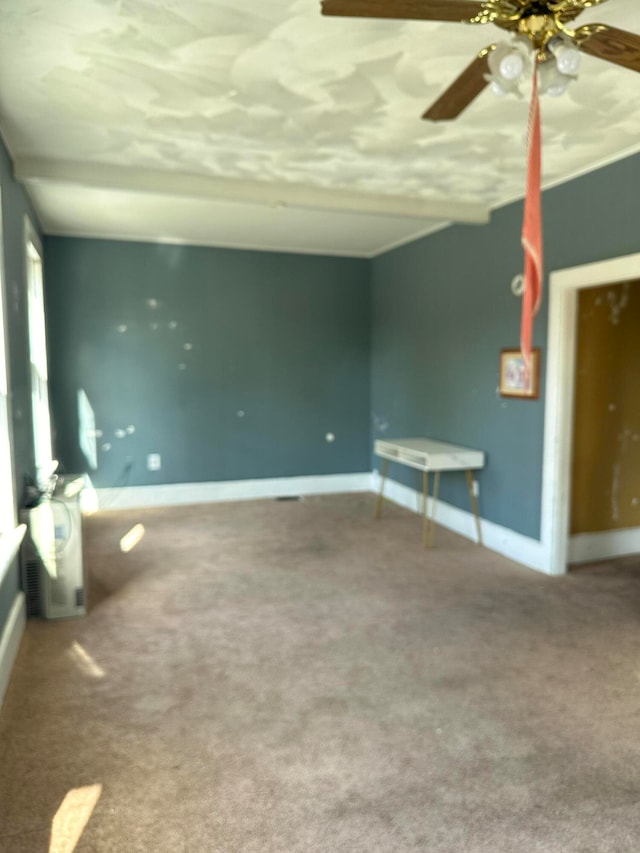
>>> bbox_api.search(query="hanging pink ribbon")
[520,66,543,370]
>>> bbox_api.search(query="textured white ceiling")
[1,0,640,256]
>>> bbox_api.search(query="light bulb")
[486,40,532,99]
[547,79,570,97]
[538,60,571,97]
[490,79,508,97]
[499,52,525,81]
[554,44,581,76]
[549,37,581,76]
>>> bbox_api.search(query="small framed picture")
[499,348,540,399]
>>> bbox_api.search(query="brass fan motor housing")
[474,0,605,50]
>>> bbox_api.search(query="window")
[0,187,24,582]
[0,193,13,538]
[25,217,53,488]
[0,312,11,538]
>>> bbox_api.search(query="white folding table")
[374,438,485,547]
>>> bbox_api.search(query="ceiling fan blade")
[576,24,640,74]
[422,47,493,121]
[321,0,484,23]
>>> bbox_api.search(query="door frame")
[541,251,640,575]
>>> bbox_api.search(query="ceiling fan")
[320,1,640,120]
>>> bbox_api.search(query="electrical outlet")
[147,453,161,472]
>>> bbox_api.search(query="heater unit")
[20,477,86,619]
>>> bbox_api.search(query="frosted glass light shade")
[499,52,525,81]
[554,44,581,76]
[538,60,571,97]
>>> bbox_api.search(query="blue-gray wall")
[44,238,371,487]
[0,135,42,633]
[371,151,640,540]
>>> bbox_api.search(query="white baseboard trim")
[372,472,547,574]
[93,470,549,573]
[569,526,640,564]
[0,592,26,712]
[95,473,372,511]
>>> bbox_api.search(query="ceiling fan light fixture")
[488,40,531,84]
[490,78,509,97]
[499,51,525,81]
[537,58,573,98]
[485,71,522,98]
[548,36,581,76]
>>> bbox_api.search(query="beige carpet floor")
[1,493,640,852]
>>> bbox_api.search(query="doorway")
[540,251,640,575]
[569,280,640,564]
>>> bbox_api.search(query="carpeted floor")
[1,493,640,852]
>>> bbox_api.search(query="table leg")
[465,469,483,545]
[414,470,422,514]
[428,470,441,547]
[422,470,430,547]
[375,458,389,519]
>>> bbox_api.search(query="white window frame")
[0,189,25,584]
[24,216,54,489]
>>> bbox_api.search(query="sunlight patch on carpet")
[50,783,102,853]
[68,642,106,680]
[120,523,145,553]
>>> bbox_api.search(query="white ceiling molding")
[27,181,452,258]
[15,158,489,224]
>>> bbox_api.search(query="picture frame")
[499,348,540,399]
